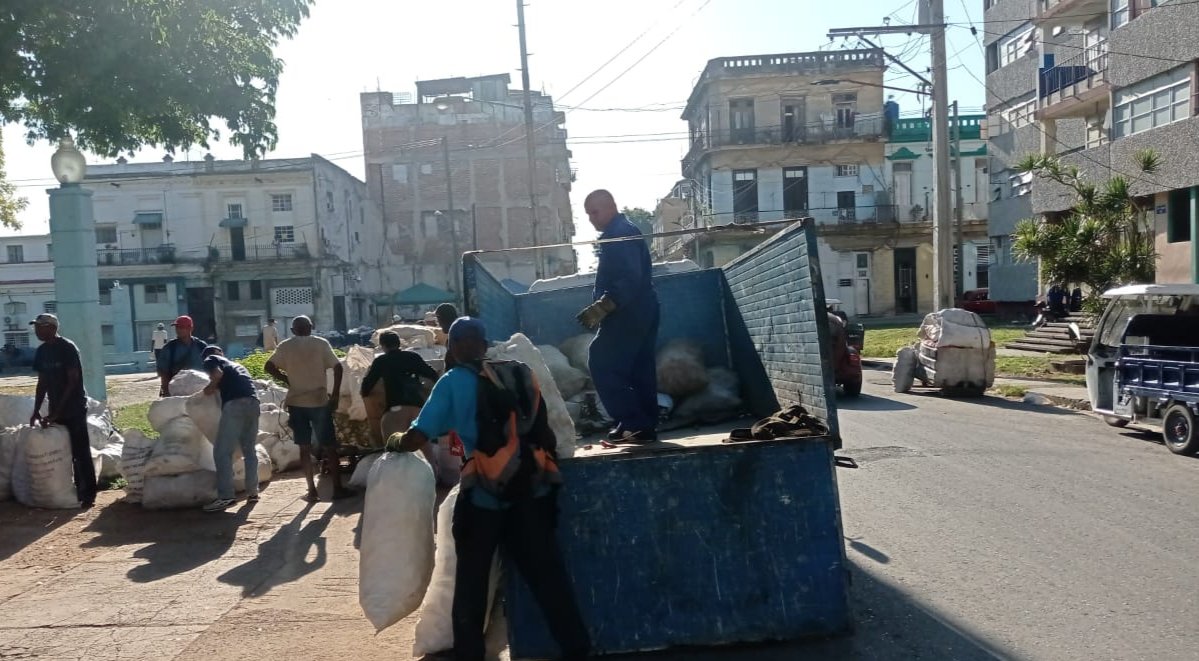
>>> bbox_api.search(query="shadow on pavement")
[846,537,890,565]
[80,499,253,582]
[836,394,917,412]
[0,503,81,563]
[600,560,1009,661]
[923,392,1079,415]
[217,500,338,597]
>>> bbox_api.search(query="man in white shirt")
[150,323,168,361]
[262,318,280,351]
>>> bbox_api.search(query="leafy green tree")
[0,0,313,226]
[622,206,654,246]
[0,134,27,228]
[1011,150,1159,307]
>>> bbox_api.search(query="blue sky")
[3,0,986,247]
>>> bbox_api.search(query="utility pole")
[828,5,952,311]
[952,100,965,301]
[515,0,543,278]
[442,136,462,308]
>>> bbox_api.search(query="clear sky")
[2,0,986,261]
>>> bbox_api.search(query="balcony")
[682,113,885,174]
[207,243,312,262]
[1035,0,1108,26]
[1038,41,1110,120]
[97,245,177,266]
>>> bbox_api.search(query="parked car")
[960,288,997,315]
[827,311,862,397]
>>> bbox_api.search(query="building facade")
[985,0,1199,290]
[1,155,389,355]
[361,74,576,295]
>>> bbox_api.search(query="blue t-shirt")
[203,355,257,403]
[411,366,479,453]
[158,337,209,377]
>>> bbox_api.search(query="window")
[835,164,860,178]
[273,225,295,243]
[833,93,857,129]
[893,161,914,210]
[1003,99,1037,130]
[1168,188,1192,243]
[227,203,244,219]
[783,167,808,217]
[271,193,293,212]
[1112,0,1130,27]
[326,191,335,212]
[144,284,167,304]
[1011,171,1033,197]
[6,245,23,263]
[43,301,56,314]
[95,225,118,245]
[729,99,755,142]
[856,253,869,270]
[101,325,115,347]
[732,170,758,222]
[226,281,241,302]
[992,236,1012,265]
[99,286,112,306]
[4,331,30,348]
[421,211,440,238]
[1000,26,1033,67]
[3,301,26,315]
[1113,65,1192,139]
[836,191,857,221]
[354,231,360,243]
[46,244,52,261]
[249,280,263,300]
[781,98,805,142]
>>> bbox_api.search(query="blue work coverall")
[588,213,660,432]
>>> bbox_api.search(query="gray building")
[984,0,1199,295]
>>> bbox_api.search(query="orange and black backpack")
[460,359,562,500]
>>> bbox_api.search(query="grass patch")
[113,401,156,438]
[860,324,1028,358]
[994,356,1087,384]
[993,384,1029,399]
[100,475,127,491]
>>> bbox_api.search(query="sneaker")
[611,430,657,445]
[202,498,237,512]
[606,424,624,441]
[246,493,260,503]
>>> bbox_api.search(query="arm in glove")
[576,295,616,330]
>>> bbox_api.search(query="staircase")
[1005,314,1097,354]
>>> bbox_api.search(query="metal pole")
[471,203,478,251]
[516,0,542,279]
[952,100,965,301]
[929,0,954,311]
[443,137,462,309]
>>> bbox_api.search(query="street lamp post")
[47,136,105,401]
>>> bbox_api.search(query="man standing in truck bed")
[577,189,660,444]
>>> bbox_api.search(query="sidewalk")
[860,357,1090,410]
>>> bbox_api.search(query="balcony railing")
[1039,41,1108,101]
[208,243,312,262]
[97,245,177,266]
[683,113,885,173]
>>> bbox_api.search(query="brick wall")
[722,222,840,442]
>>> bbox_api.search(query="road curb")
[1022,390,1091,411]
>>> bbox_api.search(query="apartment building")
[984,0,1199,290]
[0,155,388,354]
[361,74,577,294]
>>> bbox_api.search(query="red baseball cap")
[171,315,194,328]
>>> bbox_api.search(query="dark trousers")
[452,492,590,661]
[61,415,97,505]
[589,300,660,432]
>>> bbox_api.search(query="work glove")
[576,295,616,330]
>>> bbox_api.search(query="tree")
[0,0,312,225]
[0,134,27,228]
[1011,150,1159,307]
[622,206,654,246]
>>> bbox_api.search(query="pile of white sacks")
[119,369,299,509]
[0,394,124,508]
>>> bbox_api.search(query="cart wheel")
[842,379,862,397]
[1102,415,1129,428]
[1162,404,1199,455]
[893,347,916,394]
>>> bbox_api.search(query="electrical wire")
[972,25,1199,65]
[957,0,1199,26]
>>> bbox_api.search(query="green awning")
[886,147,921,161]
[219,217,248,228]
[955,145,988,157]
[394,283,455,306]
[133,212,164,225]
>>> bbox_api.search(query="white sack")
[348,451,384,490]
[487,333,576,458]
[918,308,993,350]
[97,435,124,479]
[268,437,302,472]
[169,369,210,396]
[360,451,437,632]
[230,444,273,491]
[0,427,20,501]
[0,394,38,428]
[119,429,156,503]
[12,425,79,509]
[256,431,280,452]
[86,397,107,419]
[369,324,437,349]
[142,470,218,509]
[434,439,461,488]
[335,345,374,421]
[258,404,290,440]
[537,345,588,400]
[254,380,288,407]
[147,397,189,431]
[186,391,223,443]
[144,417,214,477]
[655,339,709,398]
[674,367,742,421]
[558,333,594,374]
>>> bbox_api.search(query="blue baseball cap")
[448,317,487,344]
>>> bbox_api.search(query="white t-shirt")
[262,324,279,350]
[151,329,168,350]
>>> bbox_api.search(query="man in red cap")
[157,315,209,397]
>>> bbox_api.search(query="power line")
[970,25,1199,65]
[957,0,1199,26]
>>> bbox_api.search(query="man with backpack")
[389,317,590,661]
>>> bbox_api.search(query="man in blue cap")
[577,189,660,444]
[391,317,590,661]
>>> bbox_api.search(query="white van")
[1086,284,1199,428]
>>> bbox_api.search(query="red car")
[960,288,997,315]
[827,313,863,397]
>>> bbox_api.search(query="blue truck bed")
[462,221,849,656]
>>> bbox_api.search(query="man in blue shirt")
[200,346,260,512]
[157,315,208,396]
[576,189,660,444]
[391,317,590,661]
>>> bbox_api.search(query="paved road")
[827,371,1199,661]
